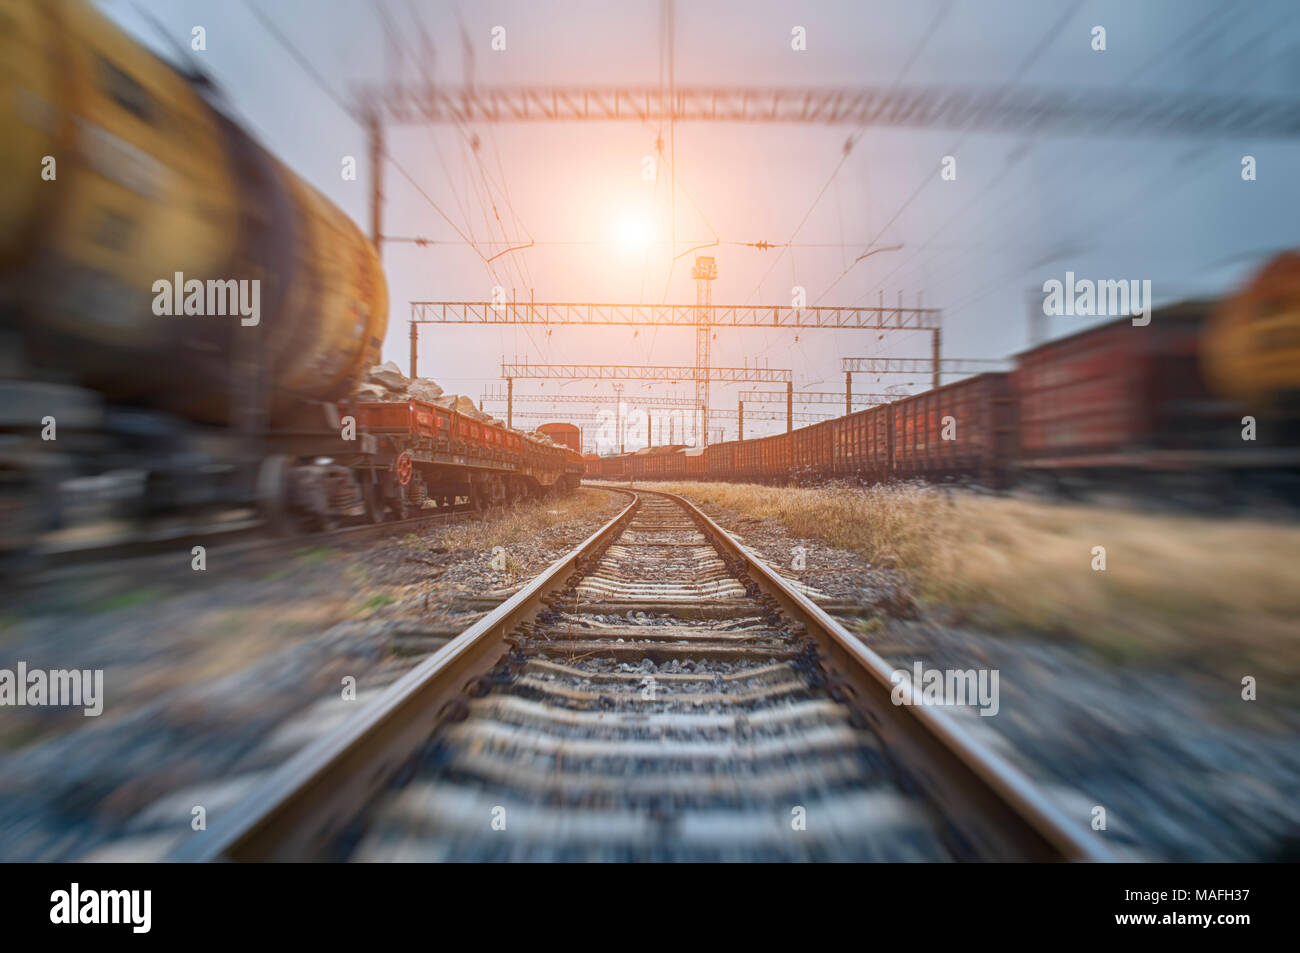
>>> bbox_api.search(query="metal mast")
[692,255,716,447]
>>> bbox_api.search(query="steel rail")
[647,489,1108,862]
[170,490,639,861]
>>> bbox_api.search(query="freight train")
[0,0,580,557]
[588,261,1300,503]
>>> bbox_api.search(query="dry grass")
[652,480,1300,676]
[440,487,623,552]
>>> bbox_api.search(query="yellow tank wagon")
[0,0,399,548]
[1204,252,1300,417]
[0,0,387,424]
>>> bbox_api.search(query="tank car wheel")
[256,454,296,536]
[363,479,385,524]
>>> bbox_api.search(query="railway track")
[175,489,1105,862]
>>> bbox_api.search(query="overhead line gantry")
[411,302,940,329]
[411,293,941,438]
[481,391,700,409]
[498,361,796,439]
[356,83,1300,135]
[841,357,1009,375]
[741,388,898,415]
[359,81,1300,252]
[407,297,941,416]
[499,361,791,383]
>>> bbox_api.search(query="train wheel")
[363,479,385,524]
[388,494,409,521]
[256,454,296,536]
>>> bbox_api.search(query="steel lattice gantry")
[507,410,604,421]
[483,392,696,406]
[356,83,1300,137]
[840,357,1010,409]
[483,392,700,446]
[501,362,791,382]
[499,361,795,440]
[841,357,1009,375]
[482,392,699,409]
[411,301,940,430]
[362,83,1300,255]
[407,301,941,401]
[740,388,898,415]
[411,302,940,330]
[479,391,829,444]
[710,408,831,422]
[740,390,896,403]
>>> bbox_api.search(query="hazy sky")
[103,0,1300,442]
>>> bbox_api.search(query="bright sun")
[616,216,653,252]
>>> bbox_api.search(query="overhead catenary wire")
[868,3,1261,336]
[862,0,1248,307]
[745,0,957,307]
[836,0,1264,331]
[387,0,551,362]
[241,0,491,264]
[815,0,1084,306]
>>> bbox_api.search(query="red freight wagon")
[601,454,628,479]
[1015,305,1236,474]
[537,422,581,452]
[353,398,454,444]
[454,415,485,450]
[628,450,649,480]
[830,404,892,481]
[684,447,708,477]
[791,419,833,480]
[637,449,662,480]
[661,449,687,479]
[736,435,759,478]
[706,440,738,477]
[757,432,793,478]
[890,373,1015,485]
